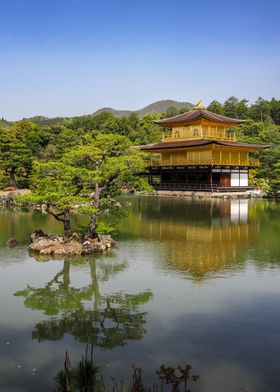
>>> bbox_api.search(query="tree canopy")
[0,127,32,188]
[1,96,280,194]
[19,133,151,237]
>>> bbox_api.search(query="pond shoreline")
[0,189,31,206]
[1,189,278,208]
[148,190,280,199]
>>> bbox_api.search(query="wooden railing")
[148,157,259,167]
[152,183,218,191]
[152,183,250,192]
[162,129,236,142]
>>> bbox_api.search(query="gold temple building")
[140,102,268,192]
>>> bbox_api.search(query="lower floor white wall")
[230,170,248,187]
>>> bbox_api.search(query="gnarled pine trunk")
[7,167,17,188]
[63,210,71,238]
[85,184,101,239]
[85,214,97,239]
[45,205,72,238]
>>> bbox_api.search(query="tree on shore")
[21,161,92,236]
[0,128,32,188]
[20,134,150,237]
[62,134,150,238]
[3,96,279,194]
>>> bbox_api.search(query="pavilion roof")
[140,139,269,151]
[154,108,245,127]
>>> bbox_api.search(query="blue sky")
[0,0,279,120]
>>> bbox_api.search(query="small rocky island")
[29,230,115,256]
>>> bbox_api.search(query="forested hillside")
[0,96,279,192]
[92,99,194,117]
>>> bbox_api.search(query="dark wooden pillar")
[209,167,213,191]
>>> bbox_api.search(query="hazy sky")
[1,0,279,120]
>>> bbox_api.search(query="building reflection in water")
[121,198,259,281]
[230,199,248,223]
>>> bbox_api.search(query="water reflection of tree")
[247,202,280,265]
[15,257,153,349]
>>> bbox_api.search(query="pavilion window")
[222,151,230,164]
[231,170,240,186]
[240,170,248,186]
[211,126,216,135]
[162,152,171,165]
[231,151,239,164]
[193,128,199,137]
[240,152,247,164]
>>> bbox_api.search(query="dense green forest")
[0,96,279,192]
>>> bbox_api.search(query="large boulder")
[82,235,115,254]
[29,235,64,253]
[39,240,83,256]
[29,230,115,256]
[30,229,46,241]
[6,238,18,247]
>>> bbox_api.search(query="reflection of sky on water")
[0,198,280,391]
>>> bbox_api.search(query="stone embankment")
[0,189,31,206]
[29,230,115,256]
[150,189,268,199]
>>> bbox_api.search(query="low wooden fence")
[151,183,250,192]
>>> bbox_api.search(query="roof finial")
[194,100,204,109]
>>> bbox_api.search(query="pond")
[0,196,280,391]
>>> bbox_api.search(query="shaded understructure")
[140,103,268,192]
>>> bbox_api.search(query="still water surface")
[0,197,280,391]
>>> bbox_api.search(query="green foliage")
[17,133,150,237]
[95,222,117,235]
[206,98,280,192]
[10,120,48,157]
[29,161,91,206]
[1,95,280,195]
[207,96,280,125]
[54,351,103,392]
[0,127,32,188]
[269,161,280,192]
[207,100,224,115]
[248,170,271,193]
[54,351,200,392]
[156,364,199,392]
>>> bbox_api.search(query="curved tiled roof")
[140,139,269,151]
[154,108,245,127]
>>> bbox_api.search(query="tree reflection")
[15,257,153,349]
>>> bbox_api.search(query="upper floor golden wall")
[162,122,236,142]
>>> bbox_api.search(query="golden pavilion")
[140,102,268,192]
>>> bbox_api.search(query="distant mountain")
[3,100,194,125]
[92,108,133,117]
[93,100,194,117]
